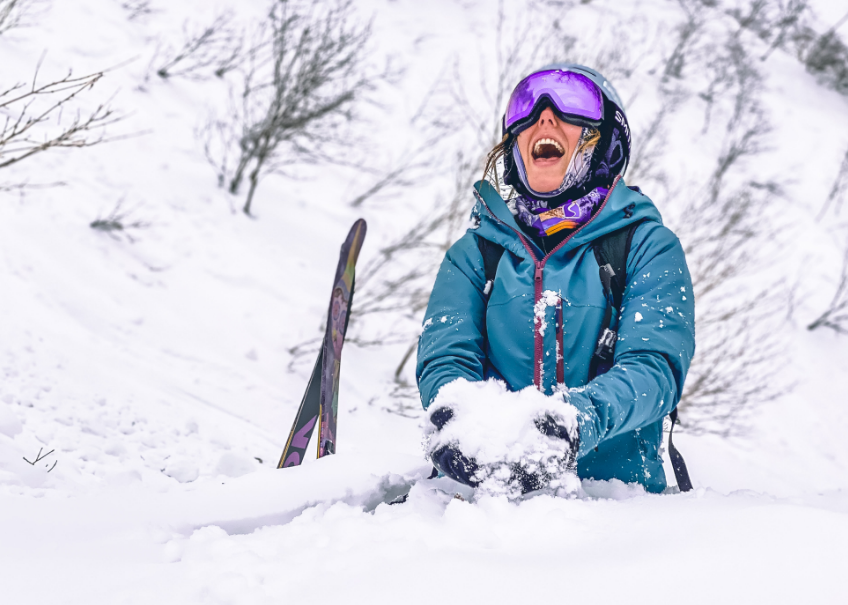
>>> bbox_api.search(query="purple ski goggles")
[503,69,604,134]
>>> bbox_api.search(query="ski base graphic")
[278,219,367,468]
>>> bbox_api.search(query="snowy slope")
[1,0,848,603]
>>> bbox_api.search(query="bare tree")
[807,242,848,334]
[119,0,153,21]
[206,0,376,215]
[760,0,810,61]
[817,145,848,220]
[151,13,243,80]
[662,1,705,81]
[802,17,848,95]
[0,65,120,173]
[0,0,28,34]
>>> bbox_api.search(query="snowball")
[634,312,643,322]
[424,379,580,499]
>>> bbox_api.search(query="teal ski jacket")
[416,177,696,493]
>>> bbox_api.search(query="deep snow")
[2,0,848,603]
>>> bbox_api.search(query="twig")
[0,66,122,170]
[807,244,848,334]
[23,447,55,465]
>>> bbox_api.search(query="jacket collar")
[472,178,664,260]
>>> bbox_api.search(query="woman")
[416,64,696,495]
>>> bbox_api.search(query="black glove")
[427,406,481,488]
[430,444,482,488]
[509,415,580,495]
[535,414,579,451]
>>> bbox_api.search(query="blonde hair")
[577,128,601,154]
[481,128,601,185]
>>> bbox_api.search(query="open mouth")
[532,137,565,161]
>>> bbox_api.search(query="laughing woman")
[416,64,696,496]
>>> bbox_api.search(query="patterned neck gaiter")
[507,186,608,237]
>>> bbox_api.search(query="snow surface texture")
[1,0,848,603]
[424,378,580,498]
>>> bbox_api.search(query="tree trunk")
[242,162,262,215]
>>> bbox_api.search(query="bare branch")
[0,67,122,172]
[0,0,30,34]
[119,0,153,21]
[816,144,848,220]
[807,241,848,334]
[90,198,149,242]
[152,13,243,80]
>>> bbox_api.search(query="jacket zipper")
[475,175,622,391]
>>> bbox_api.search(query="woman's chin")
[527,176,566,193]
[527,160,567,193]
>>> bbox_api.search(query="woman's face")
[516,107,583,193]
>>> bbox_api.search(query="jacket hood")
[472,177,663,260]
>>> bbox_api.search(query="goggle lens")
[504,70,604,133]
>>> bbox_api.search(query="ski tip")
[344,219,368,265]
[351,218,367,241]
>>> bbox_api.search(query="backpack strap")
[589,219,693,492]
[588,222,642,380]
[668,408,693,492]
[476,236,506,301]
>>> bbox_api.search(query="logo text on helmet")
[614,110,631,146]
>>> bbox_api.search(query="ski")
[277,350,322,468]
[278,219,367,468]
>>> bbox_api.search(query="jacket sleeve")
[416,232,488,409]
[567,222,696,457]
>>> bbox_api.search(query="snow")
[1,0,848,603]
[424,378,579,498]
[534,289,561,336]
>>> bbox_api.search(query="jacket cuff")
[566,389,600,458]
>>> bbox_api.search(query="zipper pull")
[535,263,543,283]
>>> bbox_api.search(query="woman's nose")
[537,107,558,127]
